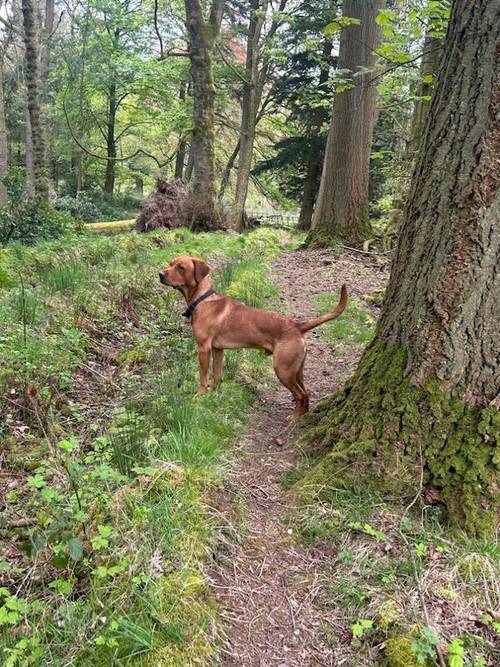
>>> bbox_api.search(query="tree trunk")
[309,0,385,245]
[25,108,35,197]
[184,0,225,230]
[218,139,240,201]
[407,32,443,159]
[175,80,187,180]
[104,81,117,196]
[0,58,8,207]
[232,0,266,231]
[298,153,321,230]
[21,0,50,201]
[298,38,333,231]
[300,0,500,537]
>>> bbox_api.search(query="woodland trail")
[208,248,388,666]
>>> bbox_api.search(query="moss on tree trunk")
[299,341,499,536]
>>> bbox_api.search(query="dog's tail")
[296,284,348,333]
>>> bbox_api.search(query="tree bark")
[0,58,8,207]
[407,32,443,160]
[184,0,225,230]
[21,0,50,201]
[309,0,385,244]
[300,0,500,537]
[298,153,322,230]
[104,80,117,196]
[232,0,267,231]
[175,80,187,180]
[298,38,333,231]
[218,139,240,201]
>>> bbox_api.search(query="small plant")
[447,638,465,667]
[351,618,373,639]
[411,626,440,665]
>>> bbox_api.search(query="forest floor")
[208,247,499,667]
[1,229,498,667]
[209,248,388,666]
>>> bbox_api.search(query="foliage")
[0,169,81,245]
[0,226,294,665]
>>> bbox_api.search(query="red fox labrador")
[159,256,347,419]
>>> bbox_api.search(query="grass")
[0,225,294,666]
[289,307,500,667]
[312,293,375,353]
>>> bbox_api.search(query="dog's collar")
[182,288,215,319]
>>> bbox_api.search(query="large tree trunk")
[21,0,50,201]
[184,0,225,230]
[309,0,385,245]
[300,0,500,537]
[104,81,117,196]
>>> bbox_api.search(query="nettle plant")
[23,437,126,593]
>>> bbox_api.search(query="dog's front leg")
[212,348,224,387]
[197,344,211,395]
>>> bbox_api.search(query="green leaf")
[68,537,84,561]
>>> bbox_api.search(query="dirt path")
[208,248,388,667]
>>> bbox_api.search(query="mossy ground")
[288,296,500,666]
[0,226,292,666]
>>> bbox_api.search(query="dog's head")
[159,256,210,289]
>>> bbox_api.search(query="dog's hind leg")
[212,348,224,387]
[273,339,309,419]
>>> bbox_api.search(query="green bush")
[56,192,102,222]
[0,168,82,245]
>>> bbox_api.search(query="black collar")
[182,288,215,319]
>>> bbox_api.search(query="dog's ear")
[193,259,210,283]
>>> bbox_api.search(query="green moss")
[385,634,421,667]
[297,341,500,537]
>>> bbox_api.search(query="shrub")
[56,192,102,222]
[0,168,81,245]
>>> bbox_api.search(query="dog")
[159,256,347,419]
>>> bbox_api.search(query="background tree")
[252,0,338,230]
[21,0,50,200]
[300,0,500,537]
[183,0,225,230]
[309,0,385,245]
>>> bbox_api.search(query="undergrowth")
[0,226,289,666]
[290,296,499,667]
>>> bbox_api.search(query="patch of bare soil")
[208,248,389,666]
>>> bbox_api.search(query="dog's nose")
[159,272,164,282]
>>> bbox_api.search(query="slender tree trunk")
[184,0,225,230]
[0,58,8,207]
[233,0,267,231]
[75,0,91,193]
[298,38,333,231]
[185,142,194,182]
[298,153,321,230]
[104,81,117,196]
[300,0,500,537]
[218,139,240,201]
[309,0,385,244]
[175,80,187,180]
[25,108,35,196]
[407,32,443,159]
[21,0,49,201]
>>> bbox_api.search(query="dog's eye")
[177,266,185,273]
